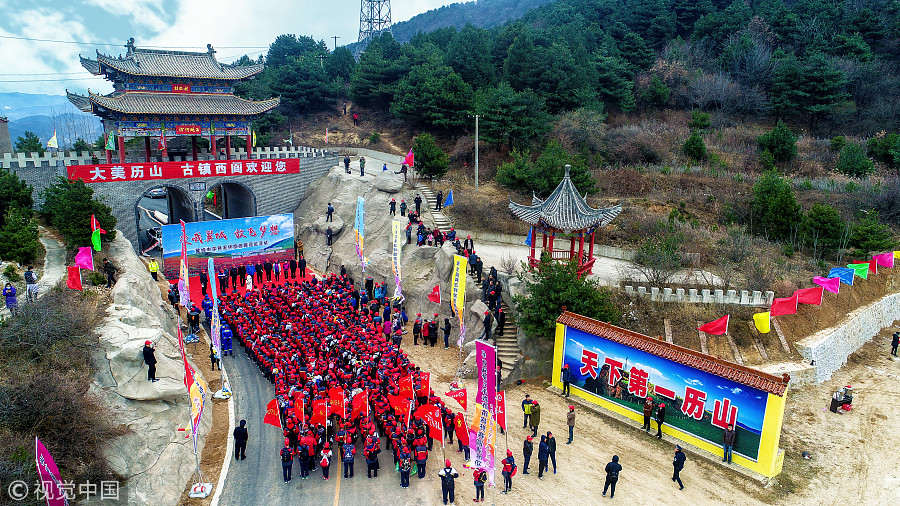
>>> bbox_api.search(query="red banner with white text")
[67,158,301,183]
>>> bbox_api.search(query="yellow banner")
[451,254,468,321]
[753,311,771,334]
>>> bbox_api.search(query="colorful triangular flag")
[74,246,94,270]
[46,129,58,149]
[770,294,798,316]
[403,148,414,167]
[847,263,869,280]
[813,276,840,294]
[105,133,115,150]
[427,284,441,304]
[873,252,894,269]
[443,189,454,207]
[794,286,824,305]
[66,266,82,290]
[752,311,770,333]
[828,267,854,286]
[698,315,729,335]
[524,226,533,247]
[90,214,107,252]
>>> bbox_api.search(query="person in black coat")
[227,266,236,289]
[414,194,422,214]
[238,264,246,286]
[481,311,493,342]
[496,307,506,336]
[255,263,264,284]
[142,340,158,381]
[289,258,297,279]
[199,271,208,296]
[522,436,533,474]
[656,403,667,439]
[435,190,443,210]
[546,431,557,473]
[389,198,396,216]
[233,419,248,460]
[537,435,550,478]
[673,445,686,489]
[602,455,621,498]
[561,364,572,397]
[442,318,451,348]
[892,331,899,357]
[264,261,273,281]
[298,256,307,279]
[326,227,334,246]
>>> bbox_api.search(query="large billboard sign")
[161,214,294,279]
[552,312,789,477]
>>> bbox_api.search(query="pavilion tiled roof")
[557,311,790,396]
[509,165,621,232]
[80,44,264,80]
[67,91,279,116]
[66,90,92,113]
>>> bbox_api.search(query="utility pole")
[316,53,327,69]
[474,114,480,189]
[331,36,340,51]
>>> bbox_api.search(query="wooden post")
[529,228,536,268]
[578,232,585,265]
[569,236,575,260]
[210,134,217,161]
[246,134,252,159]
[225,135,231,160]
[117,134,126,163]
[144,136,151,162]
[548,233,555,256]
[588,230,595,258]
[191,136,198,161]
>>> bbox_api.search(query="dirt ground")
[402,325,900,506]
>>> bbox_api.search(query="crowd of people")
[217,271,483,499]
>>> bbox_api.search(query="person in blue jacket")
[3,282,17,314]
[220,323,233,356]
[202,295,213,322]
[561,363,572,397]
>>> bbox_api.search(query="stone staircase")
[495,301,521,380]
[415,184,453,231]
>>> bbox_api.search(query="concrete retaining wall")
[795,292,900,383]
[328,146,404,164]
[624,285,775,306]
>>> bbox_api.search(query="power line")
[0,34,268,49]
[0,77,108,83]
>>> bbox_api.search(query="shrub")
[757,121,798,163]
[3,264,20,282]
[0,207,40,265]
[835,143,874,178]
[496,141,595,196]
[688,110,711,131]
[830,136,846,152]
[40,179,116,248]
[515,256,620,340]
[750,170,801,241]
[87,271,107,286]
[412,133,449,179]
[368,131,381,144]
[849,211,895,256]
[601,126,664,165]
[800,203,846,257]
[0,170,33,228]
[759,149,776,171]
[866,132,900,170]
[682,131,707,161]
[641,76,671,107]
[631,221,685,285]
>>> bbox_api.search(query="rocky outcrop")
[89,233,211,505]
[295,166,485,375]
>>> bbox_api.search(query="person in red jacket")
[414,444,429,479]
[473,467,487,502]
[501,449,516,494]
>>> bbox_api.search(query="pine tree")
[412,134,449,180]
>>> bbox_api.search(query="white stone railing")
[0,146,337,168]
[624,285,776,306]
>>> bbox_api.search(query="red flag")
[453,412,469,446]
[263,398,282,428]
[869,258,878,275]
[415,404,444,442]
[794,286,823,306]
[311,399,327,425]
[351,390,369,419]
[403,148,414,167]
[427,285,441,304]
[90,214,107,234]
[293,397,305,425]
[416,372,431,398]
[387,394,407,415]
[496,391,507,431]
[66,266,82,290]
[399,375,414,399]
[446,388,467,411]
[770,294,798,316]
[697,315,729,336]
[328,387,345,418]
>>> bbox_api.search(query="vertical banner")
[207,258,221,353]
[496,391,507,431]
[469,403,496,483]
[177,325,207,453]
[391,220,404,299]
[451,255,468,347]
[476,340,498,415]
[35,437,68,506]
[206,257,218,302]
[354,196,365,272]
[178,220,190,307]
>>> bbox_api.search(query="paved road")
[218,343,452,506]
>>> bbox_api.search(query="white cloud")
[84,0,168,31]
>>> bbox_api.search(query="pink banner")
[813,276,840,294]
[475,340,497,414]
[873,251,895,268]
[74,247,93,271]
[35,437,69,506]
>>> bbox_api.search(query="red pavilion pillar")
[529,228,536,267]
[144,136,151,162]
[210,133,217,160]
[578,232,585,264]
[225,135,231,160]
[588,230,595,258]
[117,134,126,163]
[569,236,575,260]
[191,137,198,161]
[246,134,252,159]
[548,233,555,257]
[104,132,112,163]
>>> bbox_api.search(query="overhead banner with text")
[552,311,789,477]
[161,214,294,279]
[67,158,300,183]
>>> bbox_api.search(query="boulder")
[91,233,211,505]
[312,215,345,236]
[373,171,403,193]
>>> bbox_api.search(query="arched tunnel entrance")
[134,185,196,254]
[203,182,257,221]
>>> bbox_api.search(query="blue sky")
[0,0,458,95]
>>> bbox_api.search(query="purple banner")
[35,437,69,506]
[475,340,497,415]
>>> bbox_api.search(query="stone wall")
[3,147,337,250]
[624,285,776,307]
[89,232,211,505]
[794,292,900,382]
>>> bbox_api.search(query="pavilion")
[509,165,622,277]
[67,38,278,163]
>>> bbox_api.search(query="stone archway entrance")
[202,181,257,221]
[134,185,196,253]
